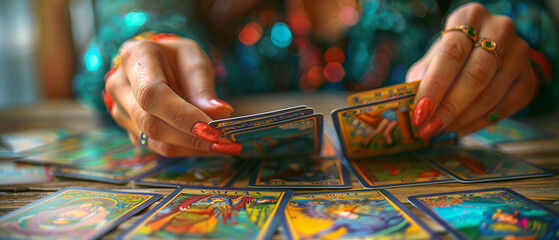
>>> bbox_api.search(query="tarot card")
[472,118,555,144]
[283,189,435,240]
[53,147,172,184]
[417,147,554,183]
[214,107,314,135]
[17,127,132,166]
[332,95,427,160]
[135,155,250,188]
[118,187,293,240]
[209,105,309,128]
[347,81,420,105]
[225,114,324,158]
[0,187,161,240]
[249,155,351,189]
[347,153,455,189]
[0,128,77,159]
[0,161,52,185]
[408,188,559,240]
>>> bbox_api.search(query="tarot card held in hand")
[17,127,132,166]
[53,147,172,184]
[332,93,426,160]
[248,155,351,189]
[283,189,435,240]
[408,188,559,240]
[134,155,250,188]
[0,188,161,240]
[0,128,77,159]
[118,187,293,240]
[471,118,555,144]
[416,147,553,183]
[210,106,324,158]
[346,153,455,189]
[0,161,52,186]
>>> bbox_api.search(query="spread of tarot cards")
[1,81,557,240]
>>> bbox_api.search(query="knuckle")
[462,61,491,87]
[466,2,488,14]
[496,16,515,34]
[439,101,461,119]
[170,107,191,131]
[439,41,466,62]
[135,80,161,110]
[139,113,160,138]
[426,75,447,94]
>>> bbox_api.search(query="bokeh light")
[339,7,360,26]
[324,62,345,82]
[84,48,102,71]
[307,65,325,87]
[271,22,292,48]
[324,47,345,64]
[124,11,147,27]
[239,22,263,45]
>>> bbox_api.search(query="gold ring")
[440,25,478,43]
[476,38,503,68]
[487,109,500,124]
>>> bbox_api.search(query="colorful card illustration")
[118,187,293,240]
[0,161,53,186]
[416,147,554,183]
[332,95,427,160]
[215,107,314,136]
[209,105,309,128]
[17,128,132,166]
[249,156,351,189]
[347,81,420,105]
[135,155,249,188]
[472,118,555,144]
[53,147,172,184]
[0,128,77,159]
[226,114,324,158]
[283,189,435,240]
[408,188,559,240]
[0,187,161,240]
[347,153,455,189]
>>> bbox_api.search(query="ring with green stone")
[476,38,503,68]
[440,25,478,43]
[487,109,500,124]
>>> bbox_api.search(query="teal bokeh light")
[84,48,102,72]
[271,22,292,48]
[124,11,147,27]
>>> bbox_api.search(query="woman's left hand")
[406,3,537,138]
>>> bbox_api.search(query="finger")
[405,57,431,83]
[456,68,537,135]
[412,4,488,126]
[126,130,212,157]
[445,40,530,133]
[419,15,518,139]
[120,40,219,142]
[172,39,234,119]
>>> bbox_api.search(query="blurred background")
[0,0,558,110]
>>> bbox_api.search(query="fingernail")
[419,118,443,140]
[104,68,117,82]
[412,97,433,126]
[211,143,242,156]
[209,98,234,112]
[192,122,220,142]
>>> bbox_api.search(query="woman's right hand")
[104,36,241,157]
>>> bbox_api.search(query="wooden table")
[1,92,558,239]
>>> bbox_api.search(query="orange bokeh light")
[324,62,345,82]
[239,22,263,45]
[324,47,345,64]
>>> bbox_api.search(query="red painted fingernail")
[103,91,114,114]
[192,122,220,142]
[209,98,234,112]
[412,97,433,126]
[419,118,443,140]
[211,143,242,156]
[104,68,117,82]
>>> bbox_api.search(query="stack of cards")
[408,188,559,240]
[0,128,77,159]
[331,81,426,160]
[209,105,324,158]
